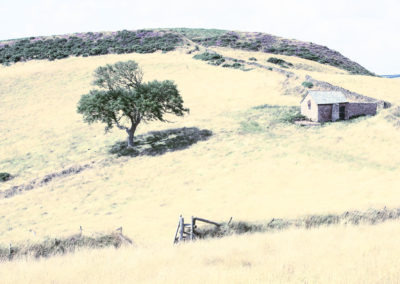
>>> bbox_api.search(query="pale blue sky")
[0,0,398,74]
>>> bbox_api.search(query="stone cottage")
[300,91,377,122]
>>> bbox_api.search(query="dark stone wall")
[315,102,376,122]
[347,103,377,118]
[318,105,333,122]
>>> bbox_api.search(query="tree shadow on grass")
[109,127,213,157]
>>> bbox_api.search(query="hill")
[381,74,400,78]
[0,28,374,75]
[0,28,400,282]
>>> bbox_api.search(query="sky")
[0,0,399,74]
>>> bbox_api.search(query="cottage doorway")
[339,106,346,120]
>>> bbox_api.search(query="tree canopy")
[77,60,189,147]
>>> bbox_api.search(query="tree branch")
[113,114,128,130]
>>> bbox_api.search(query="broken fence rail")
[174,215,231,244]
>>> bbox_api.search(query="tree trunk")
[126,124,138,148]
[127,130,134,148]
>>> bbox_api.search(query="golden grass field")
[1,46,400,283]
[2,221,400,283]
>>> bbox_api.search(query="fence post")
[173,216,181,244]
[190,216,194,240]
[179,216,184,242]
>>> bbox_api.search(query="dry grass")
[1,47,400,282]
[211,46,348,75]
[2,221,400,283]
[308,72,400,104]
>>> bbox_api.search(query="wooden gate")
[173,215,221,244]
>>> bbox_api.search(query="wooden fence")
[173,215,221,244]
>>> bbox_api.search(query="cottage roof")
[307,91,348,105]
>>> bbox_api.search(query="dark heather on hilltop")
[0,28,374,75]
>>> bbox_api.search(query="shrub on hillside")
[267,57,293,68]
[249,57,257,61]
[193,52,249,70]
[302,81,314,89]
[222,62,243,69]
[232,62,242,68]
[193,52,225,66]
[210,58,225,66]
[193,52,223,61]
[0,172,11,182]
[191,31,240,48]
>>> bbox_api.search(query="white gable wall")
[301,94,319,121]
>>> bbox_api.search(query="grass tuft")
[239,105,305,134]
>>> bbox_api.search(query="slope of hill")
[0,29,400,283]
[0,28,374,75]
[1,49,400,241]
[173,28,375,75]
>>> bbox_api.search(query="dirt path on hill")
[0,162,95,199]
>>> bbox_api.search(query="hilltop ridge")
[0,28,374,75]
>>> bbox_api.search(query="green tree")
[77,60,189,148]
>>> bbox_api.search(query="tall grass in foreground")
[1,221,400,283]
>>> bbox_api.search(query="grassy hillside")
[0,28,374,75]
[0,40,400,282]
[174,28,375,75]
